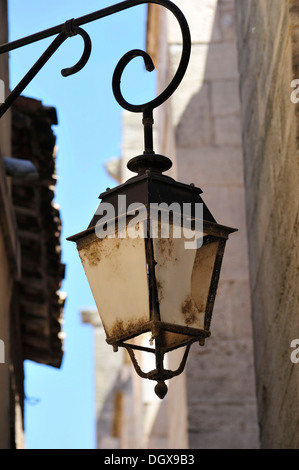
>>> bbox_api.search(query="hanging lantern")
[67,1,237,398]
[68,163,236,398]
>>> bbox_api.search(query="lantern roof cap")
[88,162,215,228]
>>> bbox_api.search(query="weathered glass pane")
[77,233,149,341]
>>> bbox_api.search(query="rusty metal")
[204,238,227,331]
[105,318,211,352]
[113,340,194,399]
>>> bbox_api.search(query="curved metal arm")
[0,21,92,118]
[112,2,191,113]
[112,49,155,112]
[0,0,191,119]
[60,21,92,78]
[116,340,193,398]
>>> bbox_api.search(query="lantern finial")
[155,381,168,399]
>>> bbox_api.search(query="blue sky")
[8,0,155,449]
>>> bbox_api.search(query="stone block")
[176,146,244,186]
[199,185,248,235]
[186,338,257,402]
[214,115,242,146]
[211,79,241,117]
[173,82,214,147]
[170,42,239,106]
[169,44,211,122]
[167,365,189,449]
[212,279,253,339]
[187,402,259,449]
[204,42,239,81]
[220,230,250,281]
[167,0,221,44]
[218,0,237,42]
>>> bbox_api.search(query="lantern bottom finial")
[154,381,168,399]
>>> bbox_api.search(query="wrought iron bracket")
[0,0,191,160]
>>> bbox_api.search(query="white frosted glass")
[154,232,219,332]
[78,235,149,341]
[153,236,204,329]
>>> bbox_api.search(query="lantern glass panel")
[152,219,220,351]
[77,230,149,343]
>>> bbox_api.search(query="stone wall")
[0,227,13,449]
[235,0,299,449]
[0,3,65,447]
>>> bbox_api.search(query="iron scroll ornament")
[0,0,191,121]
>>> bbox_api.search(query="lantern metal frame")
[0,0,237,399]
[68,170,236,399]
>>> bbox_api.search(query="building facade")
[0,0,16,448]
[0,0,66,449]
